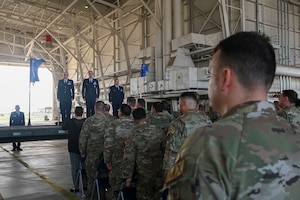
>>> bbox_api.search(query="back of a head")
[75,106,84,116]
[162,101,170,111]
[95,101,105,112]
[215,31,276,92]
[137,98,146,108]
[127,97,136,107]
[104,104,110,112]
[120,104,131,116]
[132,108,146,120]
[152,102,163,112]
[283,90,298,104]
[180,92,198,106]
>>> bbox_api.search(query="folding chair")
[90,169,101,200]
[90,161,110,200]
[117,181,125,200]
[74,160,86,198]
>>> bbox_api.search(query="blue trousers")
[60,100,72,123]
[69,152,88,189]
[86,98,96,117]
[112,103,122,118]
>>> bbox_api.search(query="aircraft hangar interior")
[1,0,300,119]
[2,1,300,199]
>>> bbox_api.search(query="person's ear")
[221,67,233,92]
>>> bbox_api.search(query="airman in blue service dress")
[82,71,100,117]
[9,105,25,151]
[57,72,74,124]
[109,78,124,118]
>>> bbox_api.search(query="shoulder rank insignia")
[167,126,176,136]
[125,136,131,145]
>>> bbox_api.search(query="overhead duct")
[163,32,222,92]
[130,32,222,96]
[167,48,195,68]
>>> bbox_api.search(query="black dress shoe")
[70,188,79,192]
[11,148,16,151]
[17,147,23,151]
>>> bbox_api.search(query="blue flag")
[140,64,148,77]
[30,58,45,83]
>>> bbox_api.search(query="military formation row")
[64,32,300,200]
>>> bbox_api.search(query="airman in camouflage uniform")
[164,32,300,199]
[162,101,175,120]
[79,101,111,196]
[136,98,151,119]
[103,104,135,199]
[163,92,211,178]
[123,108,165,200]
[104,103,116,122]
[127,97,136,112]
[148,102,173,134]
[277,89,300,127]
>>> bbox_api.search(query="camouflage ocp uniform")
[79,113,111,190]
[103,116,135,199]
[104,112,116,122]
[123,121,165,200]
[278,105,300,127]
[205,108,221,122]
[148,112,173,134]
[163,109,211,178]
[164,101,300,199]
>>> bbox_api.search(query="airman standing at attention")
[57,72,74,124]
[82,70,100,117]
[163,92,211,178]
[164,32,300,199]
[162,101,174,120]
[123,108,165,200]
[103,103,115,122]
[109,78,124,118]
[277,89,300,127]
[79,101,111,198]
[136,98,151,118]
[103,104,135,200]
[148,102,173,134]
[126,97,136,111]
[9,105,25,151]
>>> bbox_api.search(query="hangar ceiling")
[2,0,300,118]
[0,0,121,65]
[1,0,300,101]
[0,0,225,80]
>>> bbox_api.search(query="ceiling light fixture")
[85,5,89,9]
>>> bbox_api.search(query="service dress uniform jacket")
[82,78,100,117]
[10,111,25,126]
[109,85,124,118]
[57,79,74,123]
[10,110,25,149]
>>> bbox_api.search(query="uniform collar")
[223,101,276,118]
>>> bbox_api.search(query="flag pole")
[28,57,45,126]
[28,75,31,126]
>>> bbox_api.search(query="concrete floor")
[0,139,81,200]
